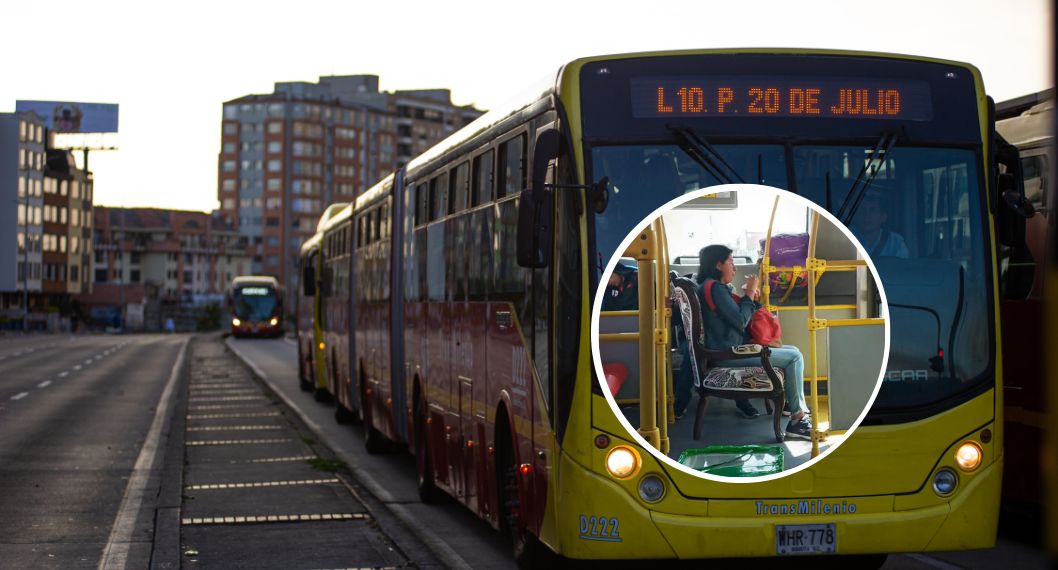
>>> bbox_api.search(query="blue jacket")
[700,280,759,350]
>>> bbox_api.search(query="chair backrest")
[670,272,704,382]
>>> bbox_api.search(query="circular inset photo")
[591,184,889,481]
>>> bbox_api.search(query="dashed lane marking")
[186,439,292,446]
[10,392,29,401]
[188,383,253,389]
[188,388,260,394]
[38,380,51,388]
[73,365,82,371]
[247,455,315,463]
[58,371,69,378]
[188,395,268,402]
[186,425,284,432]
[181,513,366,525]
[186,412,281,420]
[188,404,276,411]
[186,478,340,490]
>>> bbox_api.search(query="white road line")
[98,337,189,570]
[10,392,29,401]
[73,365,82,371]
[38,380,52,388]
[95,355,103,360]
[58,371,69,378]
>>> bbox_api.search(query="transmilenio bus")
[228,276,283,338]
[301,49,1032,566]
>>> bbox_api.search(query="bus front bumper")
[556,452,1000,559]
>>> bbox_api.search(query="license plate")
[775,523,836,555]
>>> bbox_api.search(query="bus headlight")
[232,318,241,326]
[269,317,279,326]
[955,441,982,471]
[932,469,957,495]
[638,474,665,502]
[605,446,640,479]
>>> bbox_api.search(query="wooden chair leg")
[692,392,709,440]
[772,394,784,443]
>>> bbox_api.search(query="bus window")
[1022,153,1048,210]
[472,149,494,207]
[498,134,526,199]
[430,174,448,221]
[417,183,429,226]
[450,161,470,214]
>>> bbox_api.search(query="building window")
[222,179,236,191]
[183,271,193,284]
[224,106,238,119]
[267,122,282,134]
[222,160,236,172]
[223,198,235,210]
[130,269,141,283]
[267,141,282,153]
[222,142,236,153]
[223,123,237,135]
[265,217,280,227]
[267,160,281,172]
[95,269,107,282]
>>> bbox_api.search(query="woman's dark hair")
[696,244,733,284]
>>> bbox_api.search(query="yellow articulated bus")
[307,49,1032,566]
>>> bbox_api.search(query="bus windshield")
[590,143,992,414]
[233,286,279,322]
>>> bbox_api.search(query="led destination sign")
[630,76,933,121]
[238,287,271,296]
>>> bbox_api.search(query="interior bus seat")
[669,272,786,443]
[602,363,629,397]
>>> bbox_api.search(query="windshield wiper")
[836,132,897,224]
[667,125,746,185]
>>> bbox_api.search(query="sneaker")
[735,399,760,419]
[782,403,811,417]
[785,417,813,440]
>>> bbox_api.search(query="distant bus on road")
[228,276,283,338]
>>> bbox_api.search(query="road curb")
[148,336,192,569]
[225,338,472,570]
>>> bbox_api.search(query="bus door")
[426,177,452,487]
[451,211,473,505]
[390,171,408,441]
[466,204,493,518]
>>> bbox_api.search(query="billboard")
[15,100,119,133]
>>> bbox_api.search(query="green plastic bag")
[676,445,784,477]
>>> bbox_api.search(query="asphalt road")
[0,333,189,570]
[228,335,1049,570]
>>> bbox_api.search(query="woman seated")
[674,244,813,440]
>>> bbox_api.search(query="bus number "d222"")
[579,514,621,542]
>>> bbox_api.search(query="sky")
[0,0,1051,213]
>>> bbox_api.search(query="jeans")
[713,345,810,416]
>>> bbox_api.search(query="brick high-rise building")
[216,75,483,306]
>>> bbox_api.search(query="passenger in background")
[602,261,639,311]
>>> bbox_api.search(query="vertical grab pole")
[629,225,660,450]
[807,211,822,458]
[761,196,781,310]
[654,218,670,454]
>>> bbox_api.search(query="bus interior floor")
[619,397,847,472]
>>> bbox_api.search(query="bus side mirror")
[302,265,316,297]
[517,126,561,268]
[995,135,1033,247]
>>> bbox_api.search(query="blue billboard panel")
[15,100,119,133]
